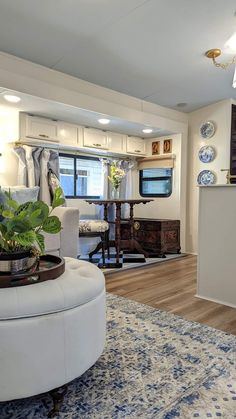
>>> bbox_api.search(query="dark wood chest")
[121,218,181,256]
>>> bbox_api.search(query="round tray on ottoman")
[0,257,106,417]
[0,255,65,288]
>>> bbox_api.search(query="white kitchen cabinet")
[126,136,146,155]
[20,113,59,142]
[83,128,108,150]
[107,132,126,153]
[58,122,78,146]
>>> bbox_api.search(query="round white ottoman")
[0,257,106,404]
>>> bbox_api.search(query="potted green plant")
[0,187,65,274]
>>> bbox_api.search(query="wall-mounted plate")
[198,145,216,163]
[199,121,215,139]
[197,170,216,185]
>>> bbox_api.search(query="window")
[139,168,172,197]
[59,154,103,198]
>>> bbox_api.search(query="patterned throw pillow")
[0,186,40,205]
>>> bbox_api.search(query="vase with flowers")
[108,162,126,199]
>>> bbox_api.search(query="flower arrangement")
[108,162,126,191]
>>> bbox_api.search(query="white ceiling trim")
[0,52,188,134]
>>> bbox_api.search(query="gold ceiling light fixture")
[205,48,236,69]
[205,48,236,88]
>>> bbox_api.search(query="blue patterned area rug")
[1,294,236,419]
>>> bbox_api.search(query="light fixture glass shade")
[233,65,236,88]
[225,32,236,53]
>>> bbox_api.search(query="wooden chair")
[79,220,109,267]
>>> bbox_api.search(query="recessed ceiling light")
[98,118,110,125]
[142,128,153,134]
[3,94,21,103]
[176,102,187,107]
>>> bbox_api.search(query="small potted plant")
[0,187,65,274]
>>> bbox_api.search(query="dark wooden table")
[86,199,153,266]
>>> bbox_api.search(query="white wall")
[134,134,182,218]
[133,134,186,250]
[0,104,19,186]
[187,99,232,254]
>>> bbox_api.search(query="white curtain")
[14,146,60,205]
[13,146,27,186]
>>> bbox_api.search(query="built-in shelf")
[137,153,176,163]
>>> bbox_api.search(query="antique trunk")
[120,218,180,256]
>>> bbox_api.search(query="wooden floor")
[105,255,236,335]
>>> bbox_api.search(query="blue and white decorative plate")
[198,145,216,163]
[199,121,215,139]
[197,170,216,185]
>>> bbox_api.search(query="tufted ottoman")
[0,257,106,415]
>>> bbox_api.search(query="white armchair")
[44,206,80,258]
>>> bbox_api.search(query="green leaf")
[42,216,61,234]
[7,218,31,233]
[6,199,19,210]
[52,198,65,209]
[30,201,49,222]
[16,210,27,220]
[15,201,32,216]
[4,190,11,200]
[52,187,65,209]
[29,209,43,227]
[14,231,36,248]
[0,236,7,251]
[55,187,63,199]
[0,223,7,235]
[2,210,14,219]
[35,232,45,254]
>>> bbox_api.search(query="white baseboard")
[195,294,236,309]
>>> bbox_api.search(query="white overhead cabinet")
[57,122,79,146]
[83,128,108,150]
[20,113,59,142]
[19,113,147,156]
[107,132,126,154]
[126,136,146,155]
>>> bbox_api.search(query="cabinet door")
[58,122,78,146]
[126,137,146,155]
[25,115,58,142]
[107,132,126,153]
[83,128,108,150]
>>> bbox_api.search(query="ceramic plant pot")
[0,250,37,274]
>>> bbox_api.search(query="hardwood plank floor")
[105,255,236,335]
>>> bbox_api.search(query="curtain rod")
[14,141,134,161]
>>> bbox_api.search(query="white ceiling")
[0,89,172,138]
[0,0,235,112]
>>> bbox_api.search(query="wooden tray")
[0,255,65,288]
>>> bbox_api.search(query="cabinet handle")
[39,134,49,138]
[134,149,141,153]
[93,143,102,147]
